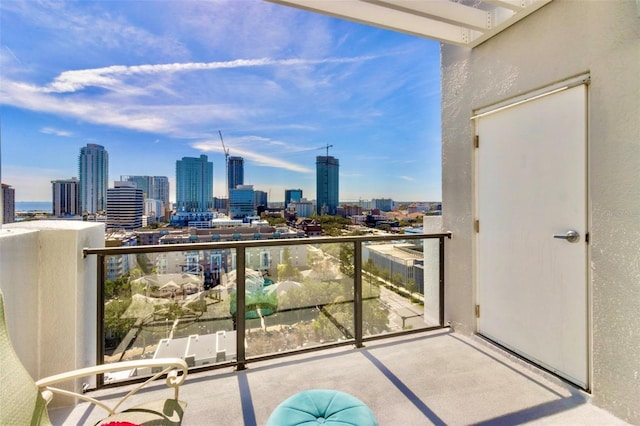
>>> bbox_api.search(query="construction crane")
[219,131,230,214]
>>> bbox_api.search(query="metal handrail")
[83,232,452,256]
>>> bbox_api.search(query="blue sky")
[0,0,441,203]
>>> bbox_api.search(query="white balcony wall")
[0,228,40,374]
[0,221,104,406]
[441,0,639,422]
[423,216,443,325]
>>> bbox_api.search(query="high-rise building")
[107,181,144,230]
[228,156,244,191]
[144,198,164,223]
[213,197,227,211]
[152,176,170,210]
[2,184,15,224]
[254,190,268,209]
[52,178,80,217]
[372,198,394,212]
[176,155,213,212]
[316,155,339,215]
[121,175,170,213]
[285,189,303,207]
[291,199,314,218]
[229,185,255,219]
[78,144,109,214]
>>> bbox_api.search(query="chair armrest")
[35,358,188,416]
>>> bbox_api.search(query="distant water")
[15,201,52,213]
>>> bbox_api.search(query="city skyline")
[0,0,442,203]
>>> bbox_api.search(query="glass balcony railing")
[84,232,450,386]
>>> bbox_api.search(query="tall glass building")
[228,156,244,190]
[52,178,80,217]
[121,175,170,210]
[316,156,339,215]
[254,190,268,210]
[285,189,303,207]
[106,181,144,230]
[229,185,255,219]
[176,155,213,212]
[78,144,109,214]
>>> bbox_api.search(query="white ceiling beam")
[483,0,526,12]
[362,0,492,31]
[266,0,554,48]
[267,0,473,46]
[468,0,553,47]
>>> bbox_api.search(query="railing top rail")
[83,232,452,256]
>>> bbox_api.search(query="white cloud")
[190,140,312,174]
[40,127,73,137]
[42,57,377,94]
[399,176,416,182]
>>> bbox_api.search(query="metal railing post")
[439,236,446,327]
[96,254,105,387]
[236,247,246,370]
[354,241,363,348]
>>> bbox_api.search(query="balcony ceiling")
[266,0,553,47]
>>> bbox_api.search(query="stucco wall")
[0,228,41,375]
[0,221,104,404]
[441,0,639,422]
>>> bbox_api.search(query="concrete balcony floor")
[50,330,627,425]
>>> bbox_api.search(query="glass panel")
[103,248,237,382]
[362,237,440,336]
[243,242,355,357]
[99,236,444,381]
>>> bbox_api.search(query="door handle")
[553,230,580,243]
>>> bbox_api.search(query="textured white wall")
[441,0,640,422]
[0,221,104,405]
[0,228,41,375]
[423,216,443,325]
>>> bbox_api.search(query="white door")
[476,84,588,388]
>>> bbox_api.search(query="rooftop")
[49,330,626,425]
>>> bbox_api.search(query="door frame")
[472,74,592,390]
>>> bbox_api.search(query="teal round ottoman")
[266,389,378,425]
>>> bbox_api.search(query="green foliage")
[379,268,391,281]
[265,216,287,226]
[406,279,419,295]
[104,298,135,346]
[392,272,404,286]
[186,299,207,313]
[315,215,351,235]
[153,303,190,321]
[339,244,354,278]
[363,258,379,288]
[378,223,391,232]
[104,275,131,301]
[277,247,303,281]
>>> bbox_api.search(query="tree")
[104,298,135,351]
[363,258,379,293]
[104,275,131,301]
[265,216,286,226]
[339,243,354,278]
[278,247,302,281]
[392,272,404,287]
[406,279,419,295]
